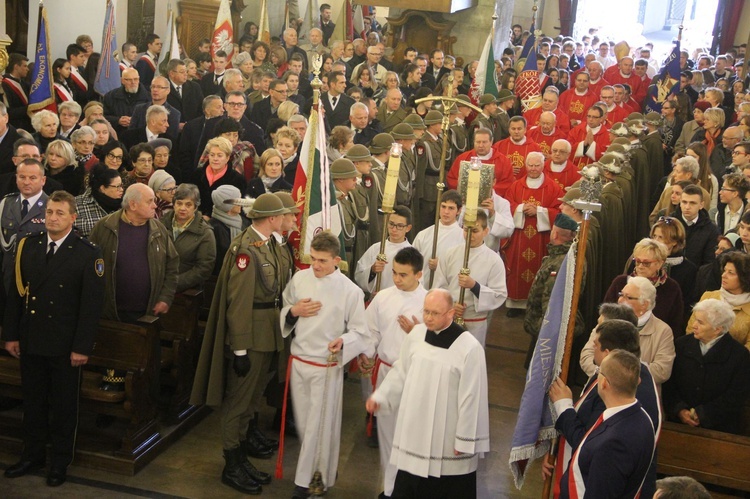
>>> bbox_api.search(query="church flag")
[333,0,348,42]
[469,31,499,106]
[28,3,56,116]
[300,0,320,42]
[644,40,681,114]
[509,241,577,489]
[259,0,271,44]
[515,29,542,112]
[95,0,120,97]
[158,4,181,75]
[352,4,365,39]
[291,99,346,269]
[212,0,234,65]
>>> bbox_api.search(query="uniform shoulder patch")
[236,253,250,271]
[95,258,105,277]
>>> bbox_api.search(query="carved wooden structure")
[384,10,457,68]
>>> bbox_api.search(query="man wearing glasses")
[729,139,750,175]
[568,104,610,168]
[127,76,181,141]
[249,79,288,130]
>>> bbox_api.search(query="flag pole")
[540,170,602,498]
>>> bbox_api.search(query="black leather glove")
[233,354,251,377]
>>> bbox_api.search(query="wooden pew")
[0,318,162,472]
[657,408,750,492]
[158,289,203,422]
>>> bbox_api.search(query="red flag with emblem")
[211,0,234,67]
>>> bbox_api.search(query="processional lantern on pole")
[374,142,403,294]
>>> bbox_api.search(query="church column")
[0,1,10,74]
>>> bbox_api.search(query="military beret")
[246,192,288,219]
[554,213,578,231]
[331,158,360,179]
[423,110,444,125]
[274,191,300,214]
[369,133,395,154]
[403,113,426,130]
[345,144,372,161]
[391,123,416,140]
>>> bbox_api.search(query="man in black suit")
[346,102,378,147]
[416,56,435,90]
[558,350,656,499]
[199,50,229,98]
[0,139,63,197]
[318,71,354,129]
[121,104,171,150]
[128,76,181,141]
[319,3,335,47]
[249,79,287,131]
[283,28,308,72]
[166,59,203,123]
[2,190,104,487]
[102,68,151,136]
[0,102,22,174]
[426,50,450,88]
[178,95,225,180]
[1,53,31,132]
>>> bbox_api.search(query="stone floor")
[0,310,597,498]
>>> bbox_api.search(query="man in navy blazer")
[548,318,661,498]
[558,349,655,499]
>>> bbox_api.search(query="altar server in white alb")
[355,205,413,295]
[367,289,490,499]
[412,190,465,288]
[362,247,428,498]
[432,209,507,347]
[280,232,373,499]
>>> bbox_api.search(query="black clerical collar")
[425,322,465,349]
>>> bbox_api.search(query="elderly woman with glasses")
[44,139,85,196]
[70,126,99,172]
[664,298,750,434]
[122,143,155,189]
[688,251,750,351]
[148,170,176,219]
[160,183,216,292]
[75,164,124,237]
[605,238,685,337]
[646,216,697,311]
[581,276,676,386]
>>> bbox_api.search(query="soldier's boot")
[221,447,262,495]
[248,412,278,449]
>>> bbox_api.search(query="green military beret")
[554,213,578,231]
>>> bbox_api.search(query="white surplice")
[413,221,465,289]
[371,324,490,478]
[354,239,412,293]
[367,285,428,496]
[432,243,507,346]
[280,267,373,489]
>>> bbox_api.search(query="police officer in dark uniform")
[3,190,105,487]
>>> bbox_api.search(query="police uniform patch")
[236,254,249,271]
[95,258,105,277]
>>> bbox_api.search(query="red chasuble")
[603,66,646,106]
[523,106,571,136]
[604,104,629,127]
[559,88,598,128]
[504,175,563,300]
[588,77,610,100]
[448,149,515,198]
[544,159,581,190]
[527,126,569,159]
[568,122,611,168]
[493,138,542,180]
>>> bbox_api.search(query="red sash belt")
[366,356,393,436]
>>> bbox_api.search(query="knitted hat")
[211,185,242,213]
[148,169,175,192]
[693,101,711,112]
[147,137,173,151]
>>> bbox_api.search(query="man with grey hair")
[122,104,171,149]
[299,27,325,68]
[179,95,226,176]
[166,58,203,122]
[377,88,407,133]
[504,151,565,315]
[283,28,308,72]
[347,101,377,146]
[287,114,308,141]
[89,183,179,323]
[222,68,245,96]
[367,288,489,498]
[102,68,151,135]
[351,45,388,85]
[128,76,181,140]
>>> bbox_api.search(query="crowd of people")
[0,5,747,498]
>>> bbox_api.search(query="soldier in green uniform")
[415,110,444,232]
[449,95,471,167]
[469,93,501,144]
[346,145,380,266]
[523,213,585,367]
[377,88,409,133]
[403,113,426,140]
[332,158,362,276]
[496,89,515,140]
[190,193,293,495]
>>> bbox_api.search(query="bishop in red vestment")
[448,129,515,197]
[504,152,563,306]
[493,117,542,180]
[605,58,645,107]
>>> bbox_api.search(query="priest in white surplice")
[413,190,465,289]
[432,210,508,347]
[366,289,490,498]
[355,205,413,295]
[279,232,373,498]
[361,247,428,497]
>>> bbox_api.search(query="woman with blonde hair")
[686,141,718,212]
[246,148,293,198]
[277,100,300,123]
[44,139,85,195]
[270,45,288,77]
[192,136,247,217]
[274,125,302,182]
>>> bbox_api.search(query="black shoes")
[292,485,311,498]
[247,413,278,452]
[241,436,273,459]
[242,459,272,485]
[222,447,262,495]
[46,467,67,487]
[4,459,45,478]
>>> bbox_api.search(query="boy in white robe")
[432,210,508,347]
[413,190,465,289]
[366,289,490,498]
[279,232,373,498]
[354,205,413,295]
[458,192,515,252]
[361,247,428,497]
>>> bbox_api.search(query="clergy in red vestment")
[600,85,630,127]
[448,128,515,197]
[604,57,646,107]
[527,111,568,159]
[523,88,571,136]
[632,59,651,104]
[559,72,599,129]
[493,116,542,180]
[613,84,640,114]
[568,104,611,168]
[544,139,580,190]
[586,61,609,99]
[504,151,563,309]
